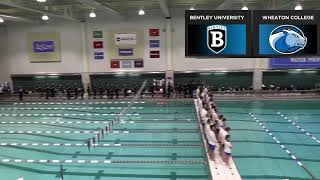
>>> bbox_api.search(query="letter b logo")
[210,31,224,47]
[207,25,227,54]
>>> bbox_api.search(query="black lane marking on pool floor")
[249,113,317,180]
[0,146,204,159]
[0,162,210,179]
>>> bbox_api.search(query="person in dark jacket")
[149,83,155,98]
[18,87,23,101]
[99,86,104,99]
[87,86,91,99]
[74,87,79,100]
[115,86,119,99]
[66,87,71,100]
[45,86,50,100]
[123,87,128,98]
[93,87,97,99]
[167,83,173,98]
[80,87,84,100]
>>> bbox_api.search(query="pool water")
[218,100,320,180]
[0,100,210,180]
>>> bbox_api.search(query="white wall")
[86,11,167,73]
[0,26,10,82]
[6,23,83,75]
[1,8,270,81]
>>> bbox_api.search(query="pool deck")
[194,99,242,180]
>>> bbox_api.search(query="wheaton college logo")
[207,25,227,54]
[269,25,307,54]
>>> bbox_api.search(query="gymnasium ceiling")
[0,0,319,23]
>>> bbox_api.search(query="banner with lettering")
[270,58,320,69]
[27,32,61,62]
[108,29,144,61]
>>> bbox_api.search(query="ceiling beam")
[158,0,170,18]
[77,0,121,16]
[216,0,234,10]
[0,14,39,24]
[275,1,297,9]
[190,0,200,8]
[0,1,79,22]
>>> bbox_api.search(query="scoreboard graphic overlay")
[186,10,320,58]
[185,10,252,57]
[253,10,320,57]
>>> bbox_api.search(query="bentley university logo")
[269,25,307,54]
[207,25,227,54]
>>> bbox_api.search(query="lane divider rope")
[0,113,140,117]
[276,112,320,144]
[0,143,201,147]
[0,121,111,124]
[0,130,198,134]
[0,159,206,164]
[249,112,317,179]
[13,102,146,105]
[0,107,143,110]
[0,120,195,124]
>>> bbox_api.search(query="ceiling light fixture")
[189,6,195,10]
[36,0,46,2]
[89,11,96,18]
[0,18,4,23]
[138,9,145,15]
[42,14,49,21]
[241,5,249,10]
[294,4,303,10]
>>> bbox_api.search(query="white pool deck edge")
[194,99,242,180]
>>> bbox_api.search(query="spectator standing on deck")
[133,85,137,95]
[45,85,50,100]
[18,87,23,101]
[99,86,103,99]
[110,86,114,99]
[36,85,43,99]
[167,83,173,98]
[74,87,79,100]
[106,85,111,99]
[58,84,64,99]
[123,87,128,98]
[115,86,119,99]
[93,87,97,99]
[184,83,189,98]
[162,83,166,98]
[50,85,56,98]
[66,87,71,100]
[87,86,91,99]
[80,87,84,100]
[149,83,155,98]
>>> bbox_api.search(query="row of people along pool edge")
[196,86,233,166]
